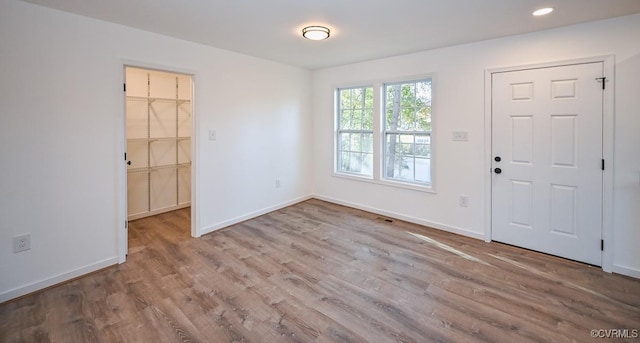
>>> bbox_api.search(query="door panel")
[492,62,603,266]
[510,180,533,228]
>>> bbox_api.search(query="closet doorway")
[124,67,193,227]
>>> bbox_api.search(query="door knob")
[494,156,501,162]
[494,167,502,174]
[127,161,132,165]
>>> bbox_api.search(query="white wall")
[312,14,640,277]
[0,0,312,301]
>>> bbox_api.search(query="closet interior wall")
[125,67,192,220]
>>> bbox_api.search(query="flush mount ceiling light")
[302,26,330,40]
[533,7,554,16]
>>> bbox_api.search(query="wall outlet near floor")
[13,234,31,253]
[275,179,281,188]
[459,195,469,208]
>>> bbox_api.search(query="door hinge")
[123,83,126,92]
[602,159,605,171]
[124,152,127,161]
[596,77,606,90]
[601,239,604,251]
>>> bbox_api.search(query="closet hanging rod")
[126,95,191,103]
[127,163,191,174]
[127,137,191,143]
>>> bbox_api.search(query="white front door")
[491,62,604,266]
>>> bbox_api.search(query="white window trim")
[333,74,437,194]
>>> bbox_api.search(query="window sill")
[332,172,435,194]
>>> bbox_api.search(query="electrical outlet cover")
[459,195,469,207]
[13,234,31,253]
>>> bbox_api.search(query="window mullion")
[372,83,382,181]
[338,129,373,134]
[385,130,431,135]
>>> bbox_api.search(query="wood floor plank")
[1,199,639,342]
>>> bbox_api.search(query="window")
[336,86,374,176]
[334,77,434,191]
[383,79,432,185]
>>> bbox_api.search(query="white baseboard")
[312,194,485,240]
[611,264,640,279]
[198,194,313,236]
[0,257,118,303]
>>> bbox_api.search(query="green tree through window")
[384,79,432,184]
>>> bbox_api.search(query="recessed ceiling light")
[302,26,330,40]
[533,7,554,16]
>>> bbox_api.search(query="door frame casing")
[483,55,615,272]
[118,60,200,263]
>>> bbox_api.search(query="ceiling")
[19,0,640,70]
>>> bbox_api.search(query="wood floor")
[1,199,639,343]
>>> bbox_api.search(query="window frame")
[333,74,436,193]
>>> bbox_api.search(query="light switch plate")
[452,131,469,141]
